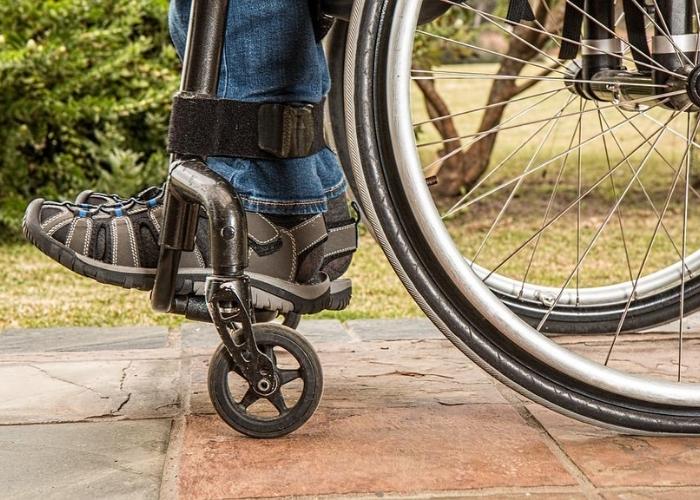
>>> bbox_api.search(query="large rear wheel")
[347,0,700,432]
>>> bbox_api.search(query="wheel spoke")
[447,99,673,219]
[605,109,699,365]
[426,87,566,176]
[604,107,696,275]
[278,369,301,386]
[442,94,568,217]
[411,69,669,88]
[483,107,676,280]
[420,90,685,153]
[472,95,577,266]
[416,30,571,78]
[413,87,561,128]
[535,109,684,331]
[518,102,584,295]
[267,391,288,414]
[239,387,260,409]
[441,1,568,73]
[595,103,635,283]
[576,99,583,299]
[679,114,694,381]
[634,114,700,208]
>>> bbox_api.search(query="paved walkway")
[1,319,699,499]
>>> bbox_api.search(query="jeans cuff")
[240,179,347,215]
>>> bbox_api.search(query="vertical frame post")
[152,0,232,312]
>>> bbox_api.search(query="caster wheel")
[208,323,323,438]
[282,312,301,329]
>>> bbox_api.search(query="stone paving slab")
[345,318,442,341]
[178,406,576,499]
[0,326,169,353]
[0,359,181,424]
[0,419,171,500]
[528,405,700,489]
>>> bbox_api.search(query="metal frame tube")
[652,0,694,67]
[180,0,229,95]
[168,159,248,277]
[152,0,235,313]
[581,0,621,99]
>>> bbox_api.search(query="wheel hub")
[686,65,700,108]
[566,64,700,112]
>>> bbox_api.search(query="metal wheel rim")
[406,1,700,309]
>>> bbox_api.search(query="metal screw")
[221,226,235,240]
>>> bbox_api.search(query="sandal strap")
[325,219,358,259]
[290,214,327,255]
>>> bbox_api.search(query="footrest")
[172,278,352,323]
[327,279,352,311]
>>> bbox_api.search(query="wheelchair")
[157,0,700,437]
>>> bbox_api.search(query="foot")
[75,184,358,281]
[23,193,347,315]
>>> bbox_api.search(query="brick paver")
[0,319,699,499]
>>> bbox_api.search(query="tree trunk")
[433,0,563,196]
[414,75,467,180]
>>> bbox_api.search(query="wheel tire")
[208,323,323,438]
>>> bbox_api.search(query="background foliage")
[0,0,179,239]
[0,0,505,240]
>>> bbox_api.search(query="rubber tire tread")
[208,323,323,438]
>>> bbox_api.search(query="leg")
[169,0,346,215]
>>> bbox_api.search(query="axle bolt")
[257,378,272,394]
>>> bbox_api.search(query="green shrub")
[0,0,179,240]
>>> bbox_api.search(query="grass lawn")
[0,230,421,331]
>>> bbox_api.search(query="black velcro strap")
[506,0,535,23]
[558,0,585,60]
[623,0,651,67]
[167,93,326,160]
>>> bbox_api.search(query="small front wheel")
[208,323,323,438]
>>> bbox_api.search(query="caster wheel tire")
[282,312,301,329]
[208,323,323,438]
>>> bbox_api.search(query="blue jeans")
[169,0,346,215]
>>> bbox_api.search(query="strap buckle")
[258,103,316,159]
